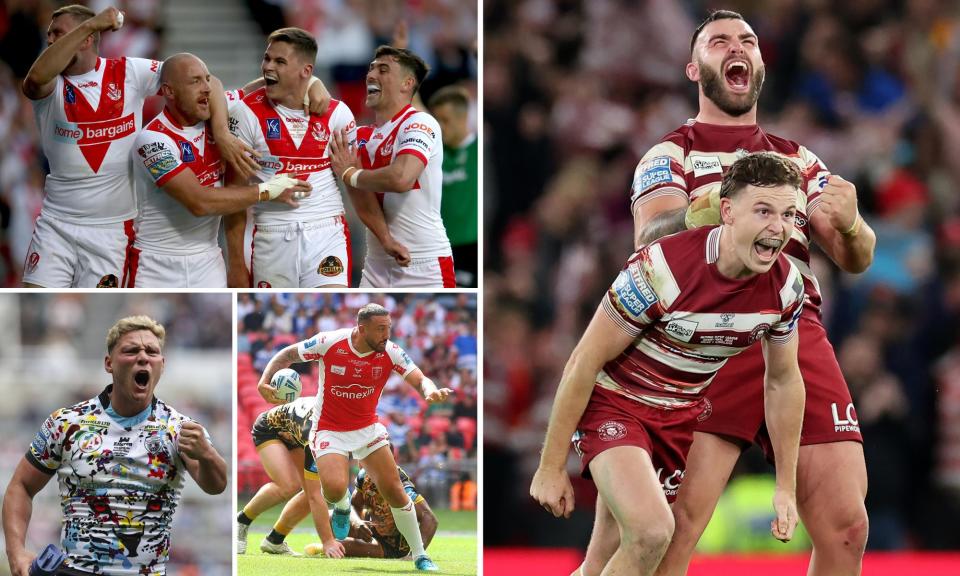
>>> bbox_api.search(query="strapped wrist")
[841,213,862,237]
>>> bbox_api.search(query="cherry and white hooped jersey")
[630,120,830,314]
[32,57,161,224]
[297,328,417,432]
[132,91,243,254]
[230,88,356,224]
[600,226,805,410]
[356,105,451,258]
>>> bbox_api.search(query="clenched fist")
[817,175,859,233]
[178,420,210,460]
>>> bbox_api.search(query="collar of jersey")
[99,384,157,428]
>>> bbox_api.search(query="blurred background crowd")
[0,0,478,286]
[236,292,478,511]
[0,293,234,575]
[485,0,960,554]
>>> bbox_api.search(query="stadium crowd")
[485,0,960,552]
[0,0,477,286]
[237,292,478,509]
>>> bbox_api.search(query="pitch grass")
[237,499,477,575]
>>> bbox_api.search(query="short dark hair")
[427,85,470,113]
[374,45,430,94]
[690,10,745,54]
[267,27,318,63]
[719,152,802,199]
[52,4,99,47]
[357,303,390,323]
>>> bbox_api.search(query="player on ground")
[129,53,311,287]
[236,396,340,557]
[2,315,228,576]
[257,303,450,571]
[328,46,455,288]
[530,152,807,576]
[226,27,357,288]
[19,5,257,288]
[582,11,875,576]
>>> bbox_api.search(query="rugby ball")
[270,368,302,403]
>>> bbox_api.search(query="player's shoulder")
[757,128,804,155]
[650,225,712,261]
[153,398,189,424]
[402,109,440,132]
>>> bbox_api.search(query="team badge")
[258,280,272,288]
[380,140,393,157]
[372,366,383,379]
[311,123,329,142]
[179,141,195,162]
[266,118,281,140]
[748,323,771,344]
[96,274,119,288]
[107,82,121,101]
[76,430,103,454]
[598,421,627,441]
[26,252,40,273]
[65,84,76,104]
[144,435,166,455]
[318,256,344,277]
[697,398,713,423]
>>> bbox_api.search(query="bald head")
[159,53,213,126]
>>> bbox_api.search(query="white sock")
[325,491,350,513]
[391,499,426,558]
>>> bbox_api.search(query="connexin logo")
[331,383,374,399]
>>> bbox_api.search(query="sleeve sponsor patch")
[138,141,180,182]
[398,134,431,154]
[611,267,658,318]
[633,155,673,194]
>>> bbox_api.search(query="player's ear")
[104,354,113,374]
[719,196,734,224]
[685,61,699,82]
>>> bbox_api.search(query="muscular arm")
[761,333,804,528]
[351,154,426,193]
[347,187,392,246]
[810,209,876,274]
[303,475,338,545]
[180,435,228,495]
[631,195,688,249]
[257,345,303,404]
[415,499,439,549]
[162,170,259,216]
[224,167,251,288]
[3,458,55,576]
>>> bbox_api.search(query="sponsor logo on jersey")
[258,281,272,288]
[664,318,698,342]
[635,159,672,193]
[331,365,346,375]
[352,365,364,377]
[366,432,389,448]
[303,338,317,349]
[404,122,436,139]
[715,312,735,328]
[106,82,121,102]
[690,155,722,177]
[179,141,195,162]
[77,81,99,88]
[318,256,343,277]
[113,437,133,456]
[142,144,179,182]
[65,84,76,104]
[597,421,627,441]
[611,268,658,318]
[266,118,281,140]
[399,136,430,151]
[831,402,860,433]
[150,60,161,73]
[748,322,771,343]
[53,114,136,145]
[96,274,119,288]
[76,430,103,453]
[26,252,40,273]
[331,383,375,399]
[30,429,49,456]
[657,467,685,497]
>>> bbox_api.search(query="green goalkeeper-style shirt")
[440,134,478,247]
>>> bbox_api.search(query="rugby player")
[328,46,455,288]
[129,53,311,287]
[257,303,450,571]
[590,10,874,576]
[2,315,228,576]
[225,27,357,288]
[530,152,807,576]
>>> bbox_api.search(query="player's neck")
[374,99,410,125]
[165,105,200,130]
[270,85,307,113]
[64,53,98,77]
[695,96,758,126]
[715,225,757,279]
[351,327,373,353]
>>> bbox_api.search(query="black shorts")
[251,412,302,450]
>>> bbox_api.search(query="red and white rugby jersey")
[230,87,356,223]
[630,121,830,314]
[132,91,243,253]
[600,225,805,410]
[356,105,451,258]
[297,328,417,432]
[32,57,161,224]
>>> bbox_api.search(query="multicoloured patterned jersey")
[354,466,424,558]
[251,396,314,449]
[601,226,805,409]
[630,120,830,314]
[26,386,202,575]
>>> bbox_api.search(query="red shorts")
[574,386,704,502]
[696,309,862,459]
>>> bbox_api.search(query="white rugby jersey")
[356,105,451,258]
[32,57,161,224]
[132,91,243,254]
[26,386,205,575]
[230,87,356,223]
[600,226,805,409]
[297,328,417,432]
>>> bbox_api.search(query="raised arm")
[179,421,228,494]
[3,458,55,576]
[761,332,804,542]
[809,175,876,274]
[22,7,122,100]
[160,169,309,216]
[257,344,303,404]
[403,369,452,404]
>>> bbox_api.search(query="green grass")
[237,498,477,574]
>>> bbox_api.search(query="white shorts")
[22,214,134,288]
[359,254,456,288]
[310,422,390,461]
[126,246,226,288]
[251,215,351,288]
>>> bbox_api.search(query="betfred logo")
[331,383,374,399]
